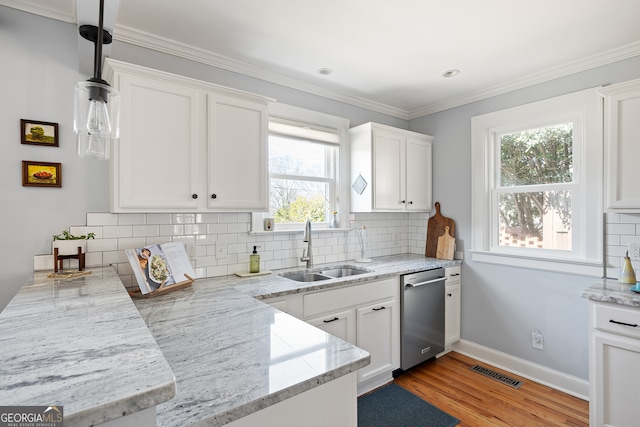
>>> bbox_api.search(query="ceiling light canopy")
[442,69,460,78]
[73,0,120,160]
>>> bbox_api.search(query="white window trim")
[251,103,350,233]
[470,88,604,276]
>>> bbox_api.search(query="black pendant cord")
[94,0,105,81]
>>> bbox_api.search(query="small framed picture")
[22,160,62,188]
[21,119,59,147]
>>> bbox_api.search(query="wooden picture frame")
[21,119,59,147]
[22,161,62,188]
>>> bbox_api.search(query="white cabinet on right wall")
[599,78,640,211]
[444,265,461,350]
[350,122,433,212]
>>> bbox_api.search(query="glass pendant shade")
[74,80,120,160]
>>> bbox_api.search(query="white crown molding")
[0,0,76,23]
[409,41,640,119]
[114,25,640,121]
[113,25,410,120]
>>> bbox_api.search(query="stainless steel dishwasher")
[400,267,446,371]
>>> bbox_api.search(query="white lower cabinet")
[356,299,396,383]
[307,309,356,345]
[589,301,640,427]
[444,266,461,350]
[265,277,399,395]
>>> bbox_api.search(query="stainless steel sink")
[280,265,372,282]
[281,272,332,282]
[319,267,370,278]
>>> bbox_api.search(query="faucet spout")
[300,219,313,268]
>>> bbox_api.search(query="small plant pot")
[53,240,86,256]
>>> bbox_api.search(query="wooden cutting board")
[425,202,456,258]
[436,226,455,260]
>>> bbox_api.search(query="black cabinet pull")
[192,194,198,199]
[408,201,413,204]
[401,200,406,204]
[610,319,638,328]
[323,317,339,323]
[373,306,386,311]
[447,293,452,297]
[211,194,217,199]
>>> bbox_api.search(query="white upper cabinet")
[350,122,433,212]
[104,59,272,213]
[600,79,640,211]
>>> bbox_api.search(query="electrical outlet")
[532,330,544,350]
[629,243,640,261]
[216,239,227,259]
[185,243,196,261]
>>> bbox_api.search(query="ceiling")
[3,0,640,119]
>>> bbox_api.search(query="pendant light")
[73,0,120,160]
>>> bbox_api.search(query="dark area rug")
[358,383,460,427]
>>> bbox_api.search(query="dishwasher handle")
[404,277,446,288]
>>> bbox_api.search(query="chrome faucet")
[300,219,313,269]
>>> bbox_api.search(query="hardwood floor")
[393,352,589,426]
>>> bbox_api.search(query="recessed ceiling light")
[318,68,333,75]
[442,69,460,78]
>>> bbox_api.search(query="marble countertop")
[0,267,176,427]
[134,253,460,426]
[581,279,640,307]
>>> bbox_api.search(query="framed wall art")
[22,160,61,188]
[21,119,59,147]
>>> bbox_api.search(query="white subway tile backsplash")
[132,225,159,237]
[173,213,196,224]
[146,213,172,225]
[195,213,219,223]
[69,226,104,239]
[103,226,133,239]
[159,225,184,236]
[207,224,227,234]
[87,238,118,252]
[218,213,239,224]
[118,238,147,251]
[103,250,128,265]
[86,212,118,226]
[118,213,146,225]
[607,223,636,235]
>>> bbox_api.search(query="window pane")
[270,178,329,223]
[498,190,571,251]
[500,123,573,187]
[269,135,330,177]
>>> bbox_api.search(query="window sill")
[469,250,604,277]
[249,227,352,235]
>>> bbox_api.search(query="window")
[471,88,603,276]
[251,104,349,232]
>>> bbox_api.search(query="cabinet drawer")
[304,278,397,319]
[594,302,640,339]
[445,265,461,285]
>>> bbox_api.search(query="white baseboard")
[452,340,589,401]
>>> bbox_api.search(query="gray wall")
[4,4,640,382]
[409,55,640,380]
[0,6,407,309]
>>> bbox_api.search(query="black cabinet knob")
[409,201,413,204]
[192,194,198,199]
[211,194,217,199]
[401,200,406,204]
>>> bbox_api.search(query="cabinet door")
[591,331,640,426]
[307,309,356,345]
[602,81,640,210]
[114,73,201,211]
[405,136,432,211]
[356,299,398,382]
[207,94,268,211]
[372,130,404,211]
[444,283,461,348]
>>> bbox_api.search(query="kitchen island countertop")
[1,254,460,427]
[0,267,176,427]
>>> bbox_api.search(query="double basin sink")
[281,266,371,282]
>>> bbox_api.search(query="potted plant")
[52,230,95,255]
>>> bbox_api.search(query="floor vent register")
[469,364,523,389]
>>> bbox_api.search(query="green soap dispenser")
[250,246,261,273]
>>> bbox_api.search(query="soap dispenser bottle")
[619,250,637,284]
[250,246,261,273]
